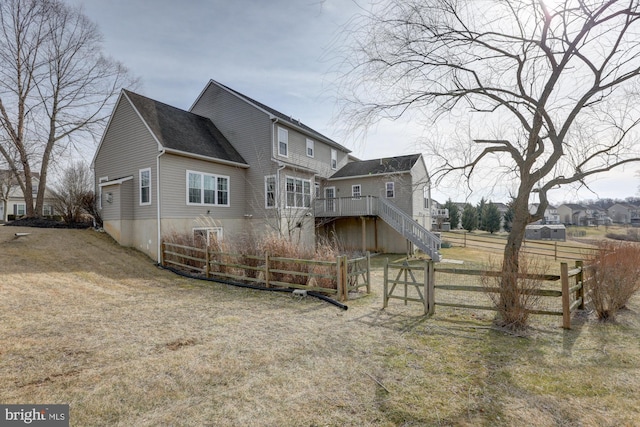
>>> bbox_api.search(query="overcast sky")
[70,0,638,205]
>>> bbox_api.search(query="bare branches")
[0,0,135,217]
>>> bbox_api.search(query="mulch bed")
[3,218,92,229]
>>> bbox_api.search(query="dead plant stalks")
[586,242,640,321]
[481,255,545,331]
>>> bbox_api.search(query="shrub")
[586,242,640,320]
[481,255,544,331]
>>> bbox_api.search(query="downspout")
[156,148,165,264]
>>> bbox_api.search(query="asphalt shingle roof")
[124,90,247,166]
[329,154,422,179]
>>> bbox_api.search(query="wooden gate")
[383,259,435,315]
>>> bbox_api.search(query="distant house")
[525,224,566,241]
[529,203,560,224]
[93,80,441,261]
[557,204,588,225]
[608,202,640,225]
[0,170,56,222]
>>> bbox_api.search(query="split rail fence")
[161,241,371,301]
[383,259,591,329]
[442,231,596,260]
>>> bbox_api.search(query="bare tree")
[0,0,134,218]
[339,0,640,324]
[50,160,93,224]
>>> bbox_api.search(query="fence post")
[554,242,558,260]
[383,258,389,309]
[366,251,371,294]
[427,260,435,315]
[576,260,584,310]
[264,252,270,288]
[205,247,211,278]
[342,255,349,301]
[160,241,165,267]
[464,232,467,248]
[336,255,344,302]
[422,260,429,315]
[561,262,571,329]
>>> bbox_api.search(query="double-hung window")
[278,127,289,157]
[352,184,361,199]
[330,149,337,170]
[306,139,314,157]
[187,171,230,206]
[285,176,311,208]
[385,182,395,198]
[139,168,151,205]
[265,175,276,208]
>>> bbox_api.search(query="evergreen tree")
[461,204,477,232]
[477,198,487,231]
[444,199,460,230]
[483,202,502,234]
[503,202,515,232]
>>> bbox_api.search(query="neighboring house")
[0,170,56,222]
[529,203,560,224]
[557,204,588,225]
[93,81,440,262]
[585,205,611,226]
[608,202,640,225]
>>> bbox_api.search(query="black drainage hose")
[158,264,348,311]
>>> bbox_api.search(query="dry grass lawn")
[1,226,640,426]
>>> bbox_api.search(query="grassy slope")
[1,227,639,426]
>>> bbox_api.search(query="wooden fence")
[161,241,370,302]
[442,231,596,260]
[383,259,589,329]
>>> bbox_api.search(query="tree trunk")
[500,187,532,310]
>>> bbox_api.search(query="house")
[608,202,640,225]
[315,154,435,252]
[557,204,588,225]
[93,80,440,262]
[0,170,56,222]
[528,203,560,224]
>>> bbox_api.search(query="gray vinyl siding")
[327,173,414,214]
[190,83,350,217]
[190,84,274,218]
[410,160,430,218]
[275,123,349,179]
[94,96,158,220]
[159,154,247,219]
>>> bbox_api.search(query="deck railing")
[314,196,441,261]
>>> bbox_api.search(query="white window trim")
[330,149,337,170]
[139,168,151,206]
[98,176,109,209]
[352,184,361,199]
[186,170,230,207]
[265,175,276,209]
[386,182,395,198]
[278,127,289,158]
[306,138,314,158]
[16,203,26,216]
[285,175,312,209]
[193,227,224,246]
